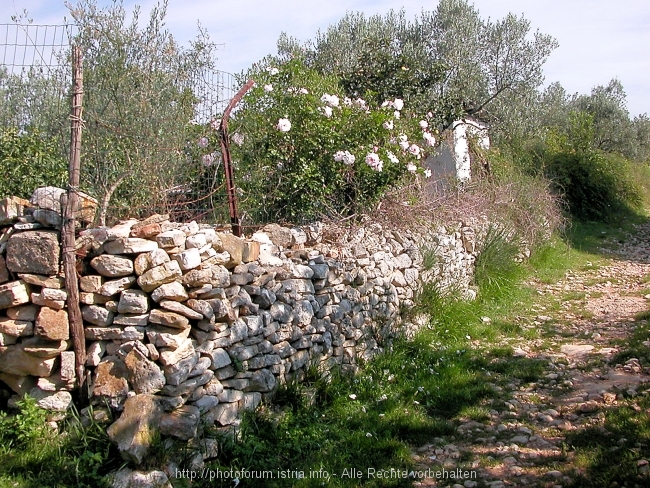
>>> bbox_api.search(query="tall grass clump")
[473,225,522,296]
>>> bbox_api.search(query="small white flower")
[379,394,388,401]
[399,134,408,142]
[424,168,432,178]
[266,67,279,75]
[381,100,391,107]
[264,84,273,92]
[197,137,209,148]
[321,106,333,117]
[407,162,417,173]
[320,93,340,107]
[299,87,309,94]
[202,153,216,167]
[366,432,373,437]
[399,140,410,150]
[355,98,367,109]
[343,97,352,106]
[419,120,429,129]
[408,144,422,158]
[382,120,394,130]
[423,132,436,146]
[334,150,356,165]
[393,98,404,111]
[365,152,383,172]
[231,133,244,146]
[394,110,401,119]
[277,118,291,132]
[386,151,399,164]
[349,394,357,400]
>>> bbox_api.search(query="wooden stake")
[62,45,86,390]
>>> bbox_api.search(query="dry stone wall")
[0,189,478,463]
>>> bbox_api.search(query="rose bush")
[224,58,437,223]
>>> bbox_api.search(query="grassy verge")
[188,235,579,487]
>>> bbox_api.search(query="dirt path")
[412,224,650,488]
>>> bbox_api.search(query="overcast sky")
[7,0,650,116]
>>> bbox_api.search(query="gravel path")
[412,224,650,488]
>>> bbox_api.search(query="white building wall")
[425,119,490,187]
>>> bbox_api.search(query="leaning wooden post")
[62,44,86,390]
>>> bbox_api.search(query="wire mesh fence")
[0,21,239,226]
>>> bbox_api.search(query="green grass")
[0,399,122,488]
[565,393,650,488]
[193,227,558,487]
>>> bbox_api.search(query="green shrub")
[228,57,435,223]
[538,112,643,221]
[0,127,68,199]
[544,149,642,221]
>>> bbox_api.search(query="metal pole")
[219,79,255,237]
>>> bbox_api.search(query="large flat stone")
[85,326,145,341]
[159,405,200,440]
[124,348,165,394]
[0,317,33,337]
[118,289,149,314]
[107,394,163,465]
[149,309,189,329]
[137,262,182,293]
[104,238,159,255]
[35,307,69,341]
[92,355,129,398]
[0,344,57,377]
[6,231,60,275]
[91,255,134,277]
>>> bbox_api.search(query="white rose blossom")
[365,152,383,172]
[423,132,436,146]
[321,106,333,118]
[393,98,404,111]
[277,118,292,132]
[419,120,429,129]
[320,94,340,107]
[264,84,273,92]
[394,110,401,119]
[407,162,417,173]
[299,87,309,94]
[399,140,410,150]
[424,168,432,178]
[334,150,356,165]
[408,144,422,159]
[382,120,394,130]
[386,151,399,164]
[266,67,279,75]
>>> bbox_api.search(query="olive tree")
[67,0,218,223]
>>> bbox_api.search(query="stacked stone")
[0,201,481,464]
[0,188,98,413]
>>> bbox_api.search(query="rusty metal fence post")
[218,79,255,237]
